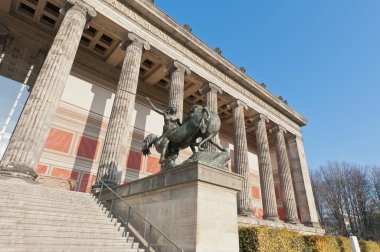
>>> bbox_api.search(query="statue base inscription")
[102,162,243,252]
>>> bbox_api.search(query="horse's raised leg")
[159,139,169,164]
[190,144,197,154]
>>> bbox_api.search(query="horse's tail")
[198,132,217,151]
[142,134,158,156]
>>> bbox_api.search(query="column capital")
[62,0,96,20]
[227,100,247,111]
[269,125,287,134]
[251,113,269,124]
[120,32,150,51]
[199,82,223,95]
[168,60,191,76]
[287,134,303,143]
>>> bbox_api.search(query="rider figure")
[146,97,181,140]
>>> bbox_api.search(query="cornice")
[127,0,308,127]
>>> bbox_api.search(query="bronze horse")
[142,105,224,169]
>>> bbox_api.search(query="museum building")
[0,0,321,233]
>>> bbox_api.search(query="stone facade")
[0,0,321,234]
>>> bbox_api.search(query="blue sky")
[154,0,380,169]
[0,0,379,169]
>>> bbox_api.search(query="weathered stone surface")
[168,60,190,120]
[183,149,230,170]
[97,33,149,187]
[0,176,141,251]
[103,162,243,252]
[238,216,325,235]
[228,100,251,216]
[199,83,222,152]
[0,0,95,180]
[252,114,279,221]
[272,126,299,224]
[287,135,320,227]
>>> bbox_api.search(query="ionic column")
[0,0,96,180]
[97,33,150,187]
[228,100,251,215]
[168,61,190,120]
[272,126,299,224]
[252,114,279,221]
[287,134,320,227]
[199,83,222,152]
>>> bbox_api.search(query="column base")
[285,217,301,225]
[263,215,280,221]
[238,208,253,217]
[0,164,37,181]
[302,221,321,228]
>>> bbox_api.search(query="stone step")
[0,209,112,221]
[0,247,145,252]
[0,230,129,240]
[0,192,95,204]
[0,245,144,252]
[0,215,122,229]
[0,215,119,227]
[0,204,110,220]
[0,236,136,246]
[0,198,105,213]
[0,185,91,198]
[0,191,94,204]
[0,205,110,218]
[0,222,125,233]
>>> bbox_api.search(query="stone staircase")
[0,177,144,252]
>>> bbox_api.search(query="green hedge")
[239,226,380,252]
[359,240,380,252]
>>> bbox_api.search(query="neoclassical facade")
[0,0,321,231]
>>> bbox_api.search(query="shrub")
[336,236,353,252]
[239,226,380,252]
[304,235,340,252]
[239,227,259,252]
[359,240,380,252]
[239,226,306,252]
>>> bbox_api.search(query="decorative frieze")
[96,0,304,135]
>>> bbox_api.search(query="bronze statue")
[142,98,229,170]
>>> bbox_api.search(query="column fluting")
[252,114,279,221]
[168,61,190,120]
[199,83,222,152]
[273,126,299,223]
[96,33,150,187]
[228,100,251,215]
[0,0,96,180]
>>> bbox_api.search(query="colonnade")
[0,0,319,227]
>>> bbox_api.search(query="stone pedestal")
[105,163,243,252]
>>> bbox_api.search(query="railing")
[93,179,184,252]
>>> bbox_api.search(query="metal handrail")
[94,179,184,252]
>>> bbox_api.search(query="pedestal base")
[105,162,243,252]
